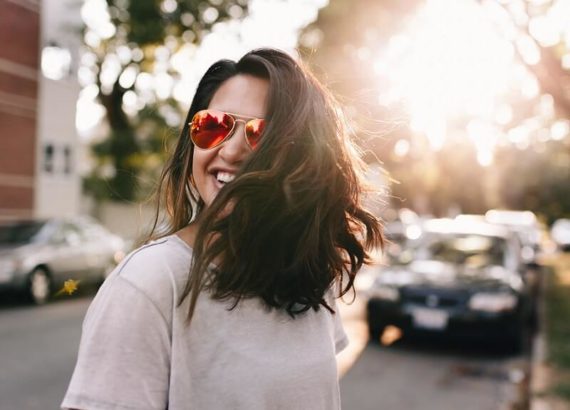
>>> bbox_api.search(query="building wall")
[34,0,82,218]
[35,75,82,218]
[0,0,41,220]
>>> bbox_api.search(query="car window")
[52,223,83,246]
[0,221,47,244]
[415,234,507,268]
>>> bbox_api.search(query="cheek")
[192,151,207,183]
[191,149,216,199]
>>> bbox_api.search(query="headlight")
[468,292,518,312]
[369,285,400,302]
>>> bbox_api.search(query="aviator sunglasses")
[189,109,266,150]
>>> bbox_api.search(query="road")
[0,295,91,410]
[0,290,530,410]
[338,296,531,410]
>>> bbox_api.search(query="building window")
[44,144,54,173]
[63,145,72,174]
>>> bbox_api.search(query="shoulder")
[117,235,192,281]
[103,235,193,313]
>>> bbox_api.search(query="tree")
[303,0,570,221]
[82,0,249,202]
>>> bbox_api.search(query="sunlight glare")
[41,46,71,81]
[495,104,513,125]
[100,54,122,94]
[516,34,541,65]
[171,0,328,107]
[528,16,560,47]
[122,90,138,116]
[521,76,540,99]
[161,0,178,14]
[376,0,513,149]
[467,120,498,166]
[76,86,106,138]
[154,72,174,100]
[477,150,493,167]
[539,94,554,119]
[394,139,410,157]
[507,125,530,147]
[118,66,137,89]
[551,120,570,141]
[77,0,328,139]
[81,0,115,40]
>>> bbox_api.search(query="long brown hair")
[148,48,383,322]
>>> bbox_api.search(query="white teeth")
[216,171,235,183]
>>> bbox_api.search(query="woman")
[62,48,383,410]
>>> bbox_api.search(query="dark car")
[484,210,544,264]
[0,217,125,305]
[366,218,535,351]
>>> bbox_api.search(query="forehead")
[208,74,269,119]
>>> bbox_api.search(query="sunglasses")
[189,109,266,150]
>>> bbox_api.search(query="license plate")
[412,308,448,330]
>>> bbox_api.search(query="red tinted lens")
[245,119,265,149]
[190,110,234,149]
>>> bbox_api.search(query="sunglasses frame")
[189,109,265,150]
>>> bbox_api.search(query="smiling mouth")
[215,171,236,185]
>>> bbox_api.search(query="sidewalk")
[530,253,570,410]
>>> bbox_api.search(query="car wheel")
[27,268,51,305]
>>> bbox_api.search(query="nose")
[218,121,251,164]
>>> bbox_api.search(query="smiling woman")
[62,48,384,410]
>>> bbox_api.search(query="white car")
[0,217,126,304]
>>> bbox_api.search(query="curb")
[530,265,550,410]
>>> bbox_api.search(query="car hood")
[378,260,523,291]
[0,243,44,259]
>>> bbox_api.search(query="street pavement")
[0,288,530,410]
[0,296,90,410]
[338,297,530,410]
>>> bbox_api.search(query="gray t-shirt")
[62,235,348,410]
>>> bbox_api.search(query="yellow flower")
[55,279,80,296]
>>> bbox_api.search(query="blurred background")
[1,0,570,409]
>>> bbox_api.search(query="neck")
[176,221,201,249]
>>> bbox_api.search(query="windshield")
[0,221,47,245]
[412,233,507,268]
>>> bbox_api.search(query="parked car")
[456,211,544,298]
[0,217,126,304]
[484,210,543,264]
[381,208,423,264]
[366,218,536,351]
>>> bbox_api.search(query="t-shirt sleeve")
[61,276,171,410]
[329,292,349,354]
[333,305,349,354]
